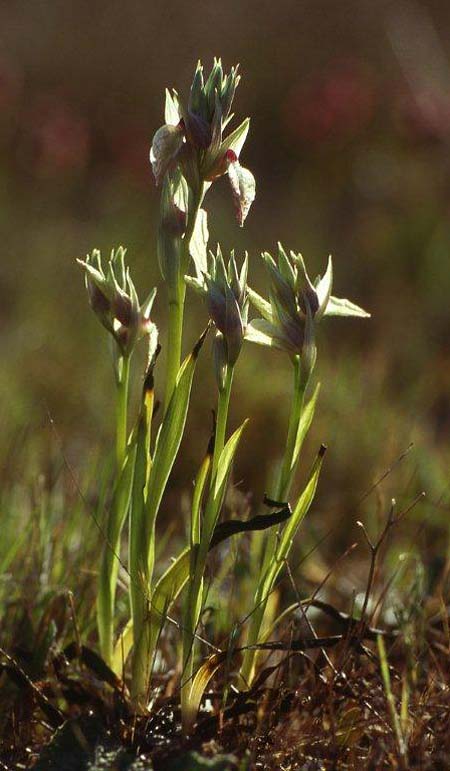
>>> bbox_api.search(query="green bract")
[77,247,158,358]
[246,243,370,367]
[150,59,256,227]
[186,245,249,387]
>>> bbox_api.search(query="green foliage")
[70,59,375,723]
[1,59,384,737]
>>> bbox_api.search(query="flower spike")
[150,60,255,226]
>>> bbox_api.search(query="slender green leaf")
[112,491,288,674]
[240,446,326,686]
[145,329,208,551]
[191,437,213,547]
[213,419,248,506]
[128,411,151,704]
[324,295,371,318]
[220,117,250,158]
[244,318,288,352]
[97,441,136,664]
[291,382,321,472]
[277,444,327,559]
[182,651,228,734]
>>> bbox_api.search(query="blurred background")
[1,0,450,593]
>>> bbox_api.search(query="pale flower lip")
[245,243,370,359]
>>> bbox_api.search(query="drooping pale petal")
[150,124,184,186]
[324,296,371,318]
[227,158,256,226]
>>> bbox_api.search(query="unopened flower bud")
[78,246,158,357]
[87,280,111,319]
[185,245,249,384]
[246,244,370,368]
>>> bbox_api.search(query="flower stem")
[116,354,131,469]
[241,356,307,686]
[163,185,205,412]
[97,351,131,665]
[276,356,304,501]
[165,281,186,412]
[211,364,234,482]
[259,357,305,575]
[181,363,234,732]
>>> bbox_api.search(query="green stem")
[128,413,151,707]
[116,354,131,469]
[260,357,304,576]
[276,356,304,501]
[241,356,307,686]
[165,281,186,412]
[163,185,205,412]
[211,365,234,483]
[181,363,234,731]
[97,352,131,665]
[97,452,134,667]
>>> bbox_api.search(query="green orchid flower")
[246,243,370,376]
[150,59,255,227]
[77,247,158,359]
[186,244,248,388]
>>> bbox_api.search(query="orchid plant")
[78,60,370,729]
[151,58,255,408]
[240,244,370,684]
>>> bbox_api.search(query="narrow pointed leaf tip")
[324,295,371,318]
[226,150,256,226]
[192,324,210,359]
